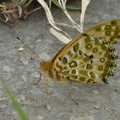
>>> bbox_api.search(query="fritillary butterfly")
[40,19,120,85]
[18,19,120,104]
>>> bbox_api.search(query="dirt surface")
[0,0,120,120]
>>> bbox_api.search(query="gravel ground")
[0,0,120,120]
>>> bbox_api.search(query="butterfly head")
[40,61,53,73]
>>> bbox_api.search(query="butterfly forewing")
[52,19,120,61]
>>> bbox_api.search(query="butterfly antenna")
[17,37,44,62]
[30,57,39,62]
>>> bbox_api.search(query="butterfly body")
[40,61,64,81]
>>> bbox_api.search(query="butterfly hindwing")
[84,19,120,47]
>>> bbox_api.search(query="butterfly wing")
[52,20,120,84]
[52,19,120,60]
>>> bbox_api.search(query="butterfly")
[18,19,120,104]
[40,19,120,85]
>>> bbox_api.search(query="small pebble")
[94,105,100,109]
[18,48,24,51]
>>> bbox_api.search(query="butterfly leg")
[44,79,53,108]
[33,72,49,85]
[45,79,53,95]
[67,82,78,105]
[58,81,78,105]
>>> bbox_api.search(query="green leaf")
[0,78,30,120]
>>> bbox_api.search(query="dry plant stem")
[37,0,71,43]
[0,0,40,23]
[55,22,79,29]
[80,0,91,29]
[50,28,71,44]
[24,6,42,19]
